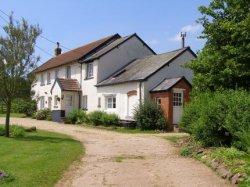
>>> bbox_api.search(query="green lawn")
[0,113,26,118]
[0,130,84,187]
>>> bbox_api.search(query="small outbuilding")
[150,76,192,130]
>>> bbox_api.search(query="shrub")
[10,125,25,138]
[87,111,120,126]
[66,109,88,124]
[180,90,250,152]
[134,100,166,130]
[101,113,120,126]
[180,146,192,157]
[0,125,25,138]
[0,126,5,136]
[36,109,52,121]
[88,111,106,126]
[5,99,37,116]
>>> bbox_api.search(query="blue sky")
[1,0,209,65]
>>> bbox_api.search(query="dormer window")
[66,66,71,79]
[47,72,51,84]
[86,62,93,79]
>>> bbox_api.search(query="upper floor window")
[47,72,51,84]
[55,69,59,79]
[66,66,71,79]
[86,63,93,79]
[40,74,45,86]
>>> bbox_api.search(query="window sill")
[84,77,94,80]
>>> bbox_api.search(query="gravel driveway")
[0,118,232,187]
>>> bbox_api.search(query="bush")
[101,113,120,126]
[36,109,52,121]
[66,109,88,124]
[88,111,106,126]
[134,100,166,130]
[180,146,192,157]
[10,125,25,138]
[0,126,5,136]
[0,125,25,138]
[87,111,120,126]
[180,90,250,152]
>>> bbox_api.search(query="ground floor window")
[82,95,88,110]
[97,97,101,108]
[40,96,45,109]
[54,95,58,108]
[65,95,73,107]
[173,92,183,106]
[106,95,116,109]
[154,97,161,108]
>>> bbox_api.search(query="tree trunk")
[5,100,11,137]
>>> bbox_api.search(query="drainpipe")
[79,62,83,109]
[139,81,142,104]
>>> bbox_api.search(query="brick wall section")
[151,79,191,130]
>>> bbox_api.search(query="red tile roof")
[34,34,121,73]
[57,78,81,92]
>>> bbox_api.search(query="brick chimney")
[55,42,62,56]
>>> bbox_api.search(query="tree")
[0,15,41,137]
[188,0,250,91]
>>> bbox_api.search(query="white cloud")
[169,24,202,42]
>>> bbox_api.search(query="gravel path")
[0,118,232,187]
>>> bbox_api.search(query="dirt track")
[0,118,232,187]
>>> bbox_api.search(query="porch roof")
[51,78,81,93]
[150,76,191,92]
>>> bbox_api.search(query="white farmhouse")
[32,33,196,129]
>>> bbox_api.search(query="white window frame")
[97,97,101,108]
[82,95,88,110]
[40,96,45,109]
[54,95,58,106]
[40,74,45,86]
[173,92,183,106]
[47,72,51,84]
[66,66,71,79]
[154,97,161,108]
[106,95,116,109]
[86,62,93,79]
[65,95,73,107]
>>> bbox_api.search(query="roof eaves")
[96,79,143,87]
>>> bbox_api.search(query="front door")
[172,90,183,124]
[127,95,138,117]
[65,94,73,116]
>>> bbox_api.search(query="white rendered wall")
[97,82,140,119]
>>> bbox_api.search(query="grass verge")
[0,113,26,118]
[0,130,84,187]
[165,135,250,186]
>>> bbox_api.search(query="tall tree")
[188,0,250,91]
[0,15,41,137]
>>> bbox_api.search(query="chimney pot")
[55,42,62,56]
